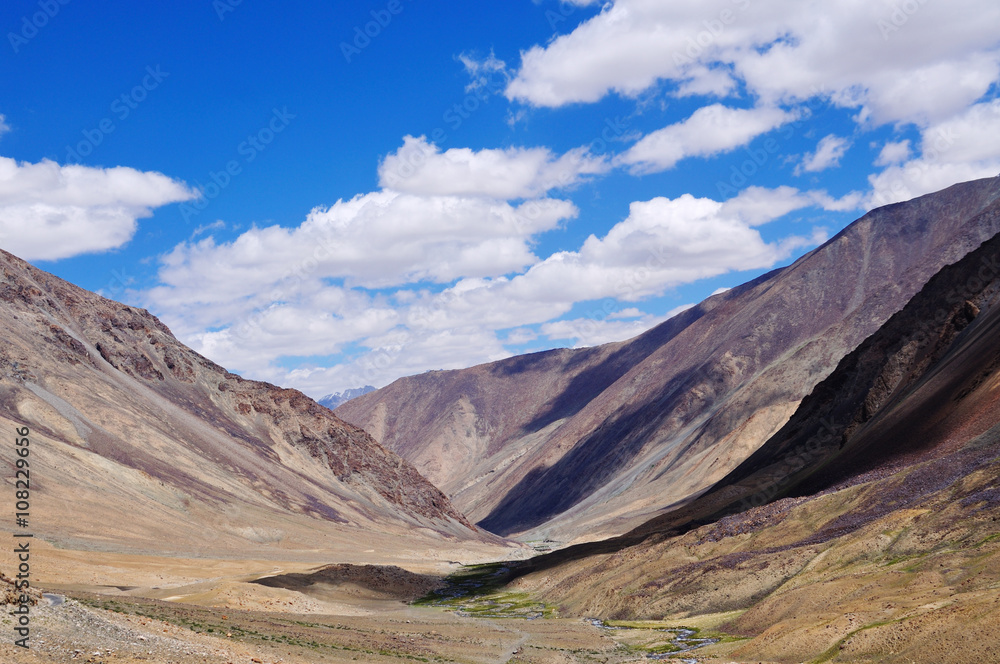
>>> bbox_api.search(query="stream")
[585,618,721,660]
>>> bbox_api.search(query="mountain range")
[318,386,377,411]
[337,176,1000,542]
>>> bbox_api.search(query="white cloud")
[0,157,195,261]
[280,326,515,396]
[503,327,538,345]
[675,65,738,98]
[718,185,814,225]
[192,220,226,238]
[797,134,851,174]
[0,115,10,139]
[505,0,1000,127]
[500,192,820,303]
[187,290,404,376]
[609,307,645,319]
[875,139,912,166]
[542,312,667,348]
[378,135,609,198]
[867,100,1000,206]
[458,51,510,93]
[619,104,795,173]
[146,182,832,396]
[150,189,579,328]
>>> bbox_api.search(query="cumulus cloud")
[0,157,195,261]
[867,100,1000,207]
[719,185,815,225]
[150,189,579,328]
[542,312,668,347]
[797,134,851,174]
[0,115,10,138]
[279,325,515,396]
[505,0,1000,127]
[147,181,833,395]
[491,191,822,304]
[378,135,609,198]
[619,104,796,173]
[875,140,912,166]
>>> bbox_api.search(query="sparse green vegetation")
[414,563,556,619]
[592,619,722,656]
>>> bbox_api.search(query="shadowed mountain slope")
[0,248,501,557]
[338,177,1000,540]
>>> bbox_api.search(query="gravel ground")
[0,596,265,664]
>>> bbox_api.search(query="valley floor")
[0,586,777,664]
[0,544,759,664]
[2,531,999,664]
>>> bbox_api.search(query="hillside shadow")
[477,361,715,536]
[509,305,707,437]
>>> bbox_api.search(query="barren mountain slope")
[506,219,1000,664]
[339,177,1000,540]
[0,248,499,557]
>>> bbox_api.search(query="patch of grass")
[596,620,724,657]
[76,596,432,661]
[605,620,696,630]
[413,564,556,620]
[972,532,1000,548]
[807,617,909,663]
[881,551,928,570]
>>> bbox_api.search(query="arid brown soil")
[0,555,660,664]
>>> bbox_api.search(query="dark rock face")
[338,177,1000,540]
[0,248,485,552]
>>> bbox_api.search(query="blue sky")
[2,0,999,398]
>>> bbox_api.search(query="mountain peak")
[319,385,377,410]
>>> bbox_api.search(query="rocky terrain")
[496,203,1000,662]
[0,247,507,558]
[338,176,1000,541]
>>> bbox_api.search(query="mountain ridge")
[0,247,501,557]
[338,176,1000,541]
